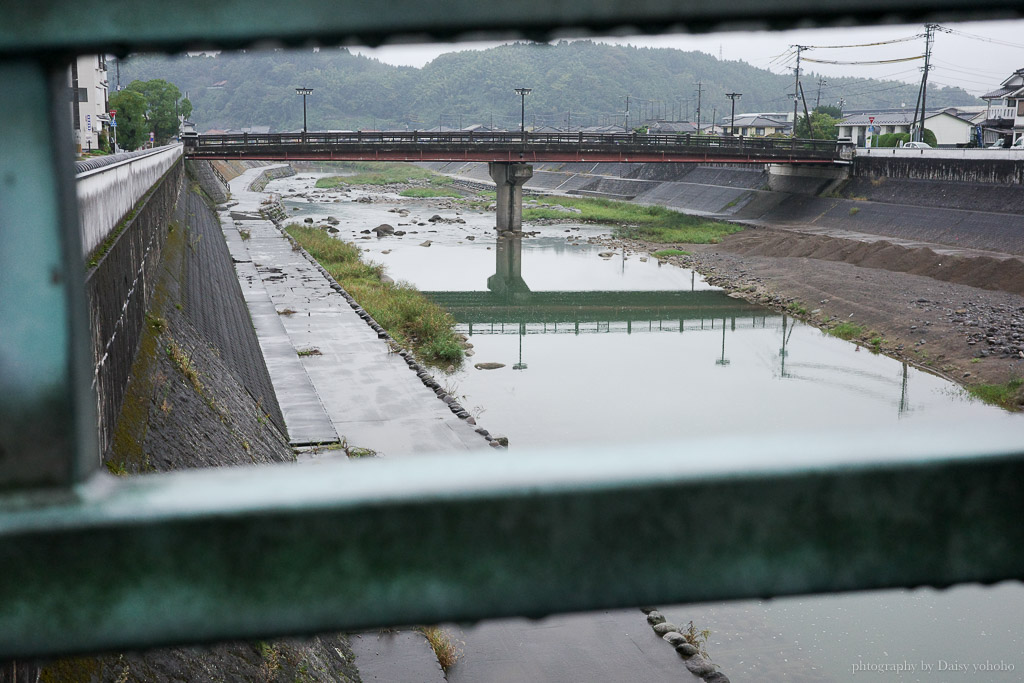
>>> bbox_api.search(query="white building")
[981,68,1024,146]
[836,108,976,147]
[922,110,976,146]
[69,55,110,152]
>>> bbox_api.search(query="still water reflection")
[272,174,1024,681]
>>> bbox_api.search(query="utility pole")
[726,92,742,135]
[711,106,717,134]
[816,78,827,109]
[916,24,937,142]
[792,45,804,136]
[799,81,813,138]
[695,81,703,132]
[625,94,630,130]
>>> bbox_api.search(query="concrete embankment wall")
[742,157,1024,255]
[76,145,183,257]
[81,156,292,456]
[432,157,1024,255]
[49,182,353,682]
[248,164,296,191]
[84,157,184,456]
[187,159,231,203]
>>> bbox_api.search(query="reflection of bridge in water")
[424,237,914,414]
[423,291,769,331]
[425,234,766,329]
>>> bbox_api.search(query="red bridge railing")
[184,130,847,162]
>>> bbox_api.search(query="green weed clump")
[652,249,690,258]
[829,322,864,340]
[523,196,742,244]
[315,163,444,188]
[286,225,463,368]
[967,379,1023,410]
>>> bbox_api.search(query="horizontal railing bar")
[1,426,1022,659]
[4,0,1024,56]
[187,131,839,153]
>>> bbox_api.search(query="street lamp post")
[295,87,313,133]
[726,93,742,136]
[514,87,532,135]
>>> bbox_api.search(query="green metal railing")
[1,0,1023,661]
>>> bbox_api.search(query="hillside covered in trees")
[118,41,980,132]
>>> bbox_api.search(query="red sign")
[869,116,875,123]
[109,110,117,116]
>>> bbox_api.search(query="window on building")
[1017,99,1024,117]
[78,88,88,103]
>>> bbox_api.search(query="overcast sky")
[353,19,1024,99]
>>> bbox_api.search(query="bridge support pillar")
[488,162,533,232]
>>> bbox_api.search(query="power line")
[929,70,1001,89]
[815,69,921,92]
[932,59,1011,76]
[802,55,924,65]
[802,34,924,49]
[938,26,1024,50]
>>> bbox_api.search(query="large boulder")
[373,223,396,236]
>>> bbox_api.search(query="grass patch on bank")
[315,163,450,188]
[400,187,463,198]
[286,225,463,368]
[829,322,864,340]
[652,248,690,258]
[419,627,462,672]
[522,195,742,244]
[967,378,1023,410]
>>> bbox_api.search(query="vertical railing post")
[0,58,98,489]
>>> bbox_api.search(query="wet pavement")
[222,167,487,456]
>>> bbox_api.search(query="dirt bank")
[608,226,1024,407]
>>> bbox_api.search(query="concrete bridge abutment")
[488,162,533,232]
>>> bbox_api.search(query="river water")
[270,173,1024,681]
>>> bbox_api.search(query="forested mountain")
[117,41,980,132]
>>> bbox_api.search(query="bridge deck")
[184,131,849,164]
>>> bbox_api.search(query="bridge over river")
[187,131,850,231]
[185,130,848,165]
